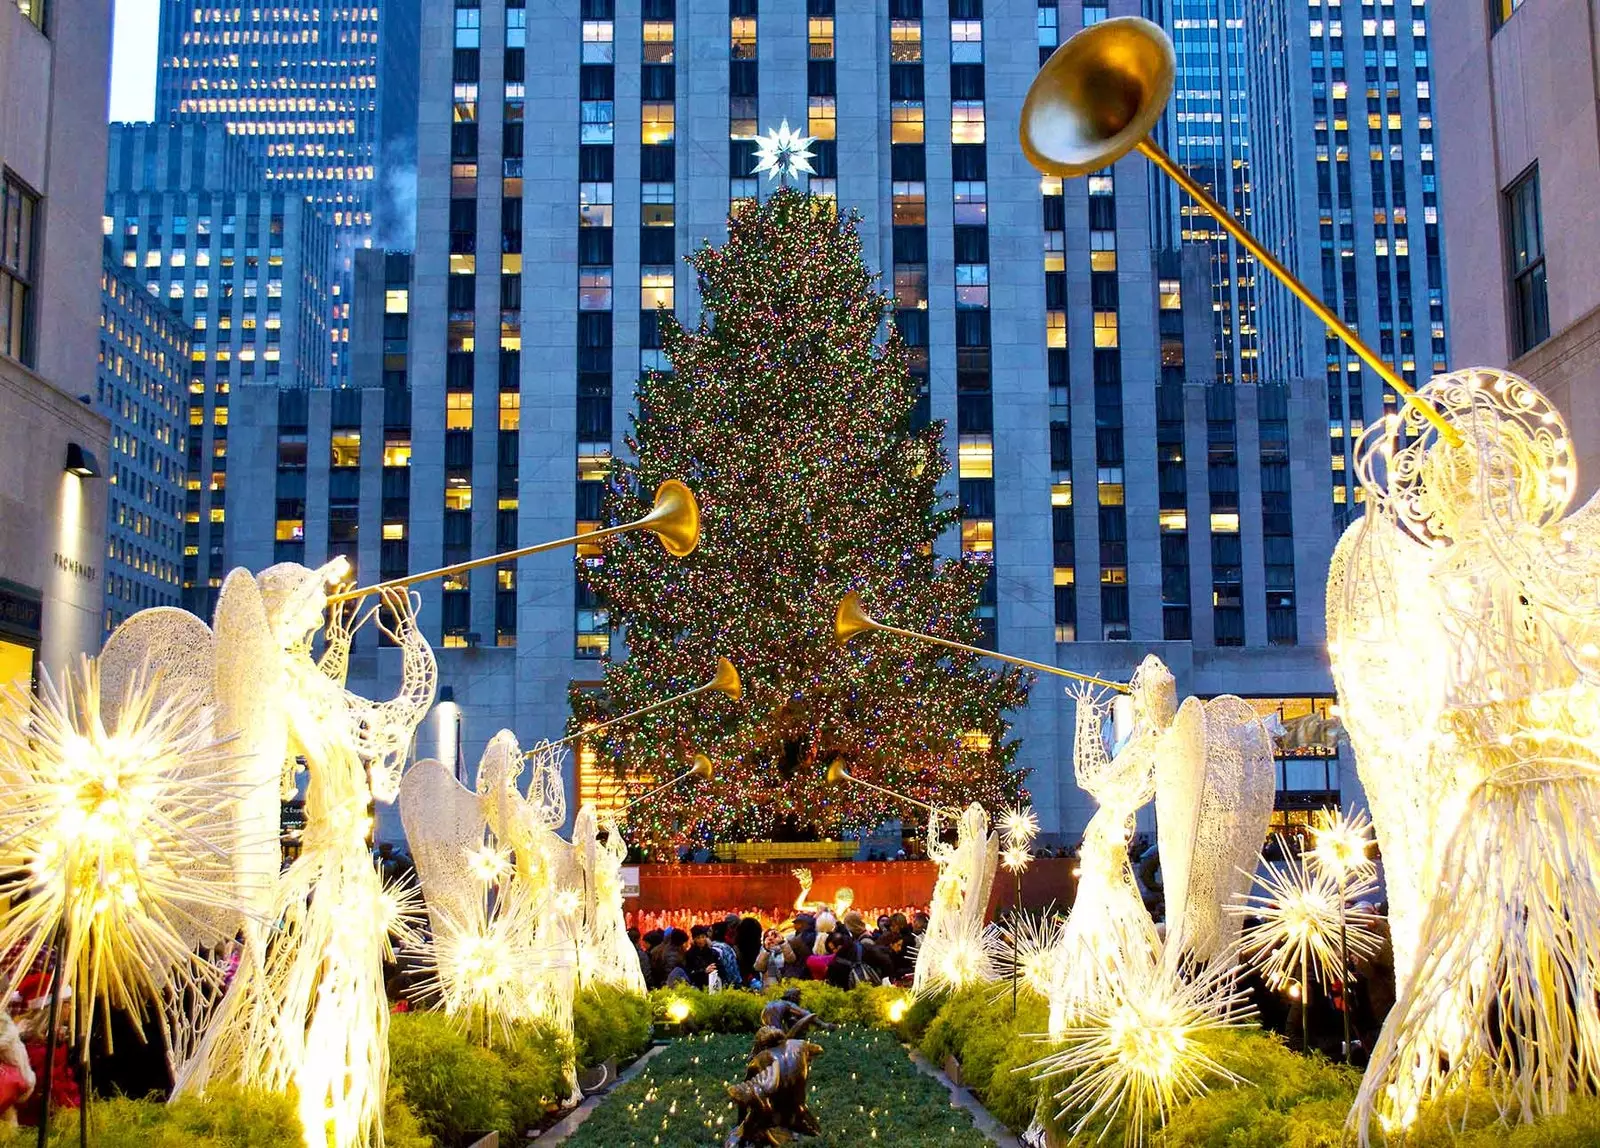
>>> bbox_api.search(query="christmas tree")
[573,187,1030,852]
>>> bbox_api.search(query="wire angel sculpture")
[169,561,436,1148]
[400,731,575,1047]
[1330,367,1600,1138]
[571,805,648,994]
[1044,666,1164,1032]
[912,802,1000,996]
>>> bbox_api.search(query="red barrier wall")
[625,857,1080,919]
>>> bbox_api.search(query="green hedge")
[0,1087,300,1148]
[388,985,655,1145]
[646,981,915,1035]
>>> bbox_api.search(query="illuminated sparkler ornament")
[1028,952,1252,1148]
[0,660,250,1050]
[751,120,816,183]
[1307,806,1375,881]
[1000,805,1040,848]
[1330,367,1600,1136]
[1236,841,1381,992]
[913,802,999,996]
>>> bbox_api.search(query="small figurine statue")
[724,1015,826,1147]
[758,989,837,1041]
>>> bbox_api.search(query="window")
[958,435,993,478]
[961,518,995,555]
[445,483,472,511]
[454,83,479,122]
[890,19,921,62]
[642,267,674,309]
[1491,0,1526,32]
[955,264,989,309]
[0,174,36,365]
[580,181,613,228]
[894,265,928,310]
[383,435,412,466]
[1506,165,1549,354]
[499,392,520,431]
[1093,311,1119,348]
[954,181,987,225]
[892,181,926,225]
[891,101,925,144]
[579,267,612,310]
[505,8,525,47]
[808,96,836,141]
[580,100,614,144]
[17,0,43,30]
[446,393,473,430]
[642,182,675,226]
[644,20,674,62]
[454,7,479,48]
[809,16,833,59]
[330,431,360,467]
[1046,311,1066,349]
[642,103,675,145]
[952,100,986,145]
[582,19,613,63]
[1090,230,1117,271]
[951,19,983,63]
[731,16,756,58]
[275,519,304,542]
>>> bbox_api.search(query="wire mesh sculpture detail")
[912,802,999,996]
[1329,367,1600,1138]
[169,563,436,1148]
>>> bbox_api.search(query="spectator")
[685,925,718,987]
[789,913,818,961]
[734,917,764,983]
[823,926,865,989]
[710,929,742,989]
[649,928,688,988]
[844,911,894,984]
[754,928,798,982]
[806,914,836,980]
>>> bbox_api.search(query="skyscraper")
[155,0,422,375]
[1245,0,1450,528]
[96,260,191,632]
[228,0,1346,844]
[0,0,114,681]
[105,122,336,618]
[1150,0,1258,386]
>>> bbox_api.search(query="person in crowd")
[734,917,764,983]
[650,928,688,988]
[842,911,894,984]
[805,913,836,981]
[685,925,718,988]
[911,911,930,938]
[883,912,915,979]
[755,927,799,982]
[823,926,865,989]
[710,927,742,989]
[788,912,818,959]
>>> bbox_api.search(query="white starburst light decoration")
[1028,954,1252,1148]
[751,120,816,183]
[1235,840,1381,991]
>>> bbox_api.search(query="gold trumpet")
[536,657,742,755]
[824,759,941,814]
[328,478,701,604]
[835,591,1130,694]
[1020,16,1459,446]
[621,753,716,814]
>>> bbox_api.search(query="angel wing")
[1327,512,1457,991]
[1157,696,1275,966]
[954,803,1000,940]
[98,607,215,726]
[476,729,526,847]
[212,570,290,922]
[399,758,488,935]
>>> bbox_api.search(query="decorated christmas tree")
[573,187,1029,851]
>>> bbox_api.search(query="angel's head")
[257,557,350,649]
[1130,655,1177,731]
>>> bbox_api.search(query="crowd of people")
[632,908,932,992]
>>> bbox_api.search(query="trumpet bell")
[642,479,701,558]
[710,656,742,701]
[1020,16,1175,178]
[825,760,851,786]
[834,592,877,644]
[691,753,715,782]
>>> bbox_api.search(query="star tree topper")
[751,120,817,183]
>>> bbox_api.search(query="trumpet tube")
[538,660,740,754]
[328,479,699,604]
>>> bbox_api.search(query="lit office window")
[1506,165,1549,354]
